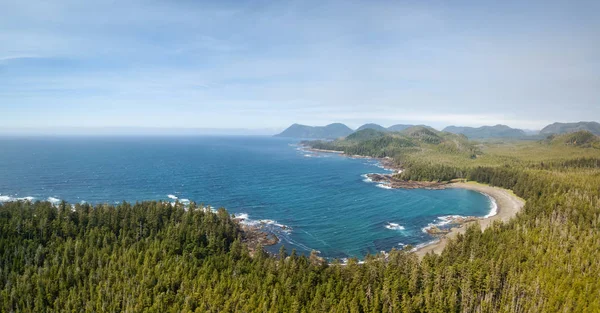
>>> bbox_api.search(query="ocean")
[0,136,493,259]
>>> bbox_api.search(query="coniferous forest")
[2,130,600,312]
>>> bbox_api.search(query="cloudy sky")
[1,0,599,132]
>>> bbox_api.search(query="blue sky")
[1,0,599,132]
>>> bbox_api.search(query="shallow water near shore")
[0,136,493,259]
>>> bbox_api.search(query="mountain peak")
[357,123,388,132]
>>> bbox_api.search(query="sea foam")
[235,213,291,233]
[482,193,498,218]
[410,239,441,252]
[47,197,61,204]
[376,183,392,189]
[234,213,249,220]
[0,195,36,202]
[385,222,405,230]
[422,215,466,233]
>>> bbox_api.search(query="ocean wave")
[0,195,37,202]
[47,197,61,204]
[422,215,466,233]
[167,194,178,200]
[376,183,392,189]
[482,193,498,218]
[234,213,249,220]
[361,174,374,183]
[385,222,405,231]
[234,213,291,233]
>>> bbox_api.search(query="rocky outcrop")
[366,173,448,190]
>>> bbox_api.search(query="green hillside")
[545,130,600,148]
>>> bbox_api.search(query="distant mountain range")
[274,123,354,139]
[276,123,422,138]
[540,122,600,136]
[276,121,599,139]
[442,125,526,139]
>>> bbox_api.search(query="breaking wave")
[482,193,498,218]
[422,215,466,233]
[385,222,405,231]
[233,212,291,233]
[376,183,392,189]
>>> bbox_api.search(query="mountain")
[274,123,353,139]
[387,124,416,132]
[540,121,600,136]
[356,123,388,132]
[443,124,526,139]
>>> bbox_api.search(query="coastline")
[300,144,526,260]
[301,144,403,173]
[414,182,525,258]
[305,147,344,154]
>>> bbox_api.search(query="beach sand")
[415,181,525,258]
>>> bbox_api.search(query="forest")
[2,129,600,312]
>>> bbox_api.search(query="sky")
[1,0,599,133]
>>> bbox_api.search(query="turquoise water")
[0,136,492,259]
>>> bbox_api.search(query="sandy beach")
[414,182,525,258]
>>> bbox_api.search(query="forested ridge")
[2,131,600,312]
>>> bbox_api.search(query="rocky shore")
[236,221,280,255]
[422,216,479,235]
[366,173,448,189]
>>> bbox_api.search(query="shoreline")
[300,144,403,173]
[297,144,526,260]
[414,182,525,258]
